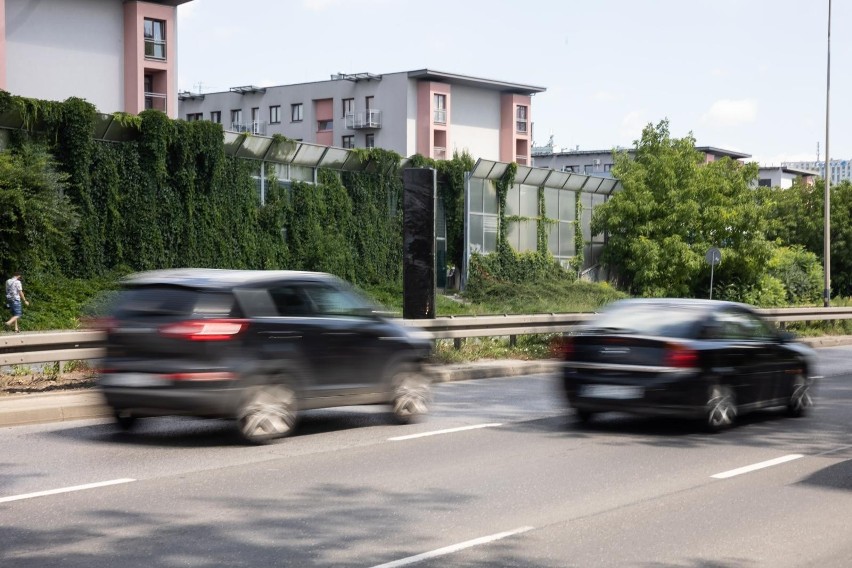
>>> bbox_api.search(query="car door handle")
[259,331,302,340]
[322,332,356,336]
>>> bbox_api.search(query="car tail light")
[551,336,575,360]
[664,344,699,368]
[163,372,236,381]
[159,319,249,341]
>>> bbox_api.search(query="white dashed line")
[0,478,136,504]
[388,423,503,441]
[368,526,534,568]
[711,454,804,479]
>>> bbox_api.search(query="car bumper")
[563,367,711,419]
[99,373,242,418]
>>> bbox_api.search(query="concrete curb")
[0,359,559,429]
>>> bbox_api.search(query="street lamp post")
[824,0,832,307]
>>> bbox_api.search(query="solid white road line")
[0,478,136,504]
[368,526,534,568]
[388,423,503,441]
[711,454,804,479]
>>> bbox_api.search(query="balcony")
[231,121,267,135]
[433,146,447,160]
[515,155,528,166]
[516,119,528,133]
[345,109,382,129]
[144,39,166,61]
[433,109,447,125]
[144,92,167,112]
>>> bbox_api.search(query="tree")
[761,178,852,298]
[592,119,773,299]
[0,143,79,276]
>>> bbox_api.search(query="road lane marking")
[711,454,804,479]
[368,526,534,568]
[0,478,136,504]
[388,423,503,441]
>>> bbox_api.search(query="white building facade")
[178,69,545,163]
[782,159,852,185]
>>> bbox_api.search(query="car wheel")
[706,384,736,432]
[787,373,813,418]
[237,384,297,444]
[114,410,137,431]
[390,364,431,424]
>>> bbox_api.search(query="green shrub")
[766,245,823,305]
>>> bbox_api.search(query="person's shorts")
[7,300,22,317]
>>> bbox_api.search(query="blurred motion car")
[558,298,819,431]
[97,269,433,443]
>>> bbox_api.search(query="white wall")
[447,84,500,161]
[5,0,124,113]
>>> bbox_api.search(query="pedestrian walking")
[5,272,30,333]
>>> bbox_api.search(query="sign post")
[706,247,721,299]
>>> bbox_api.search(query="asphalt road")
[1,348,850,567]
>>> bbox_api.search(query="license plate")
[100,373,171,388]
[579,384,643,399]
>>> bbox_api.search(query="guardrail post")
[454,338,464,350]
[509,335,517,347]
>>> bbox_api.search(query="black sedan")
[559,299,819,431]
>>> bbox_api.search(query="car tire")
[390,363,431,424]
[705,384,736,432]
[237,384,297,444]
[787,373,813,418]
[114,410,137,431]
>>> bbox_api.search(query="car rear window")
[583,303,705,338]
[113,286,237,318]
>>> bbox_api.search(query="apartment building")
[532,143,751,177]
[755,166,818,188]
[1,0,191,118]
[178,69,545,163]
[782,159,852,185]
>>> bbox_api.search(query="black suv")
[97,269,433,443]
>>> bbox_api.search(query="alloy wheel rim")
[393,376,429,417]
[240,387,295,440]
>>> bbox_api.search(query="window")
[516,105,528,133]
[342,135,354,148]
[561,165,577,173]
[291,103,303,122]
[365,133,375,148]
[365,96,374,110]
[301,284,375,317]
[210,111,221,124]
[342,98,354,118]
[186,113,202,121]
[144,74,154,109]
[268,286,311,317]
[434,94,447,124]
[317,120,333,131]
[758,179,772,187]
[251,107,260,122]
[604,163,613,172]
[144,18,166,60]
[269,105,281,124]
[230,109,242,125]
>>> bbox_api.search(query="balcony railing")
[515,155,528,166]
[231,121,267,135]
[433,146,447,160]
[516,119,528,133]
[433,109,447,124]
[345,109,382,129]
[144,92,167,112]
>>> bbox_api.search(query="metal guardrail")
[3,307,852,369]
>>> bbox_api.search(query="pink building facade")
[1,0,190,118]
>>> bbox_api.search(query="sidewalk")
[0,359,561,428]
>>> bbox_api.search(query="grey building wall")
[532,149,617,177]
[5,0,124,113]
[179,71,413,153]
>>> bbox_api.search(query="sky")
[176,0,850,166]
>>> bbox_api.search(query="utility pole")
[824,0,832,307]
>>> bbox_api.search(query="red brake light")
[665,344,698,368]
[159,319,249,341]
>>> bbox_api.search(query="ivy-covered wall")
[0,92,405,286]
